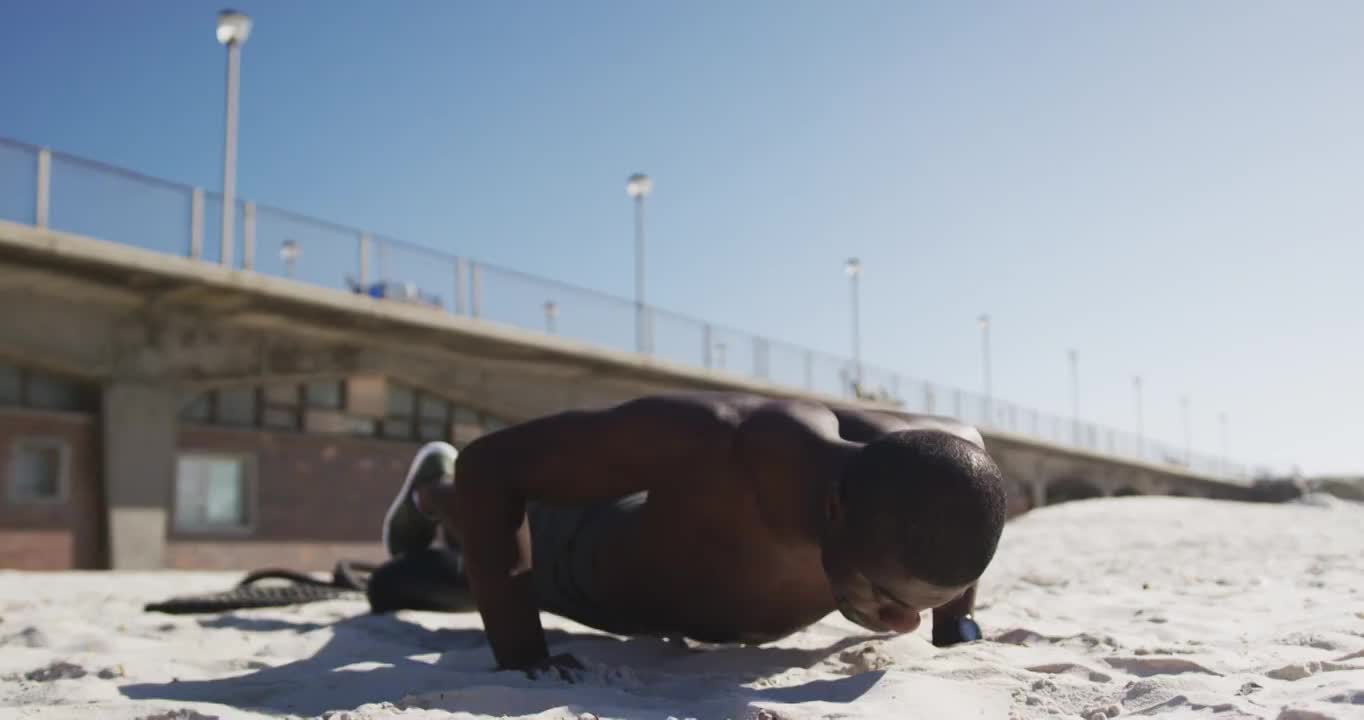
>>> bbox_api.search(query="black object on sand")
[143,548,472,615]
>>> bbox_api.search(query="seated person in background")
[380,392,1007,672]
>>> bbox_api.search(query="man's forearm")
[931,584,982,646]
[933,584,976,619]
[454,455,549,669]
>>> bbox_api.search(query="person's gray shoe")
[382,441,457,558]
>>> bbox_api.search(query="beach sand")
[2,495,1361,719]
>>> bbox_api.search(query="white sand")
[2,496,1362,720]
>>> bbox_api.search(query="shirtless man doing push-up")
[380,392,1007,671]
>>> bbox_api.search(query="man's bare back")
[383,392,1007,671]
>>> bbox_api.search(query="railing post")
[753,338,769,379]
[644,307,654,356]
[454,257,467,315]
[221,198,234,268]
[803,350,813,390]
[190,189,204,260]
[358,233,371,286]
[470,262,482,319]
[242,201,256,270]
[953,389,962,419]
[924,384,935,413]
[702,324,713,369]
[35,148,51,228]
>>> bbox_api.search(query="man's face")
[822,531,970,634]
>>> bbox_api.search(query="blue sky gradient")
[2,1,1360,474]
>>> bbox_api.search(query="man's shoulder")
[614,393,840,455]
[630,392,824,427]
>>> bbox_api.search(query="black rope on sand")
[144,561,377,615]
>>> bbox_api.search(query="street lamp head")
[279,239,300,261]
[544,300,559,317]
[978,313,990,327]
[844,258,861,277]
[626,173,652,198]
[216,10,252,46]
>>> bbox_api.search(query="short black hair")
[839,430,1007,587]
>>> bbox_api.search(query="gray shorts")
[528,492,654,636]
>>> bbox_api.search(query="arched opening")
[1005,480,1034,518]
[1113,487,1141,497]
[1044,477,1103,505]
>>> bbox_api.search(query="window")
[452,406,483,446]
[175,453,251,532]
[181,393,213,422]
[0,363,94,412]
[217,387,257,427]
[343,416,377,435]
[0,362,20,405]
[26,374,88,411]
[263,383,299,405]
[381,418,414,440]
[262,407,300,430]
[418,420,448,442]
[387,383,415,417]
[305,380,344,410]
[418,394,449,421]
[8,439,68,503]
[262,383,301,430]
[416,393,450,442]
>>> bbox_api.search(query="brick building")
[0,358,509,571]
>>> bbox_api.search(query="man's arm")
[451,395,738,670]
[932,585,982,646]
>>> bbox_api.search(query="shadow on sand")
[121,611,884,717]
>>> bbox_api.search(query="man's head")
[820,430,1006,633]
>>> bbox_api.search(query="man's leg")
[381,441,458,557]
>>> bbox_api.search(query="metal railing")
[0,136,1249,480]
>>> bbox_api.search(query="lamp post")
[1218,411,1229,476]
[626,173,652,354]
[215,10,251,268]
[1133,375,1144,459]
[279,239,300,278]
[978,314,993,418]
[1068,349,1080,444]
[544,300,558,334]
[844,258,863,395]
[1180,394,1192,465]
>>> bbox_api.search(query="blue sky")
[2,1,1361,474]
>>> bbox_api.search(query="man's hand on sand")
[932,615,983,647]
[524,653,586,682]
